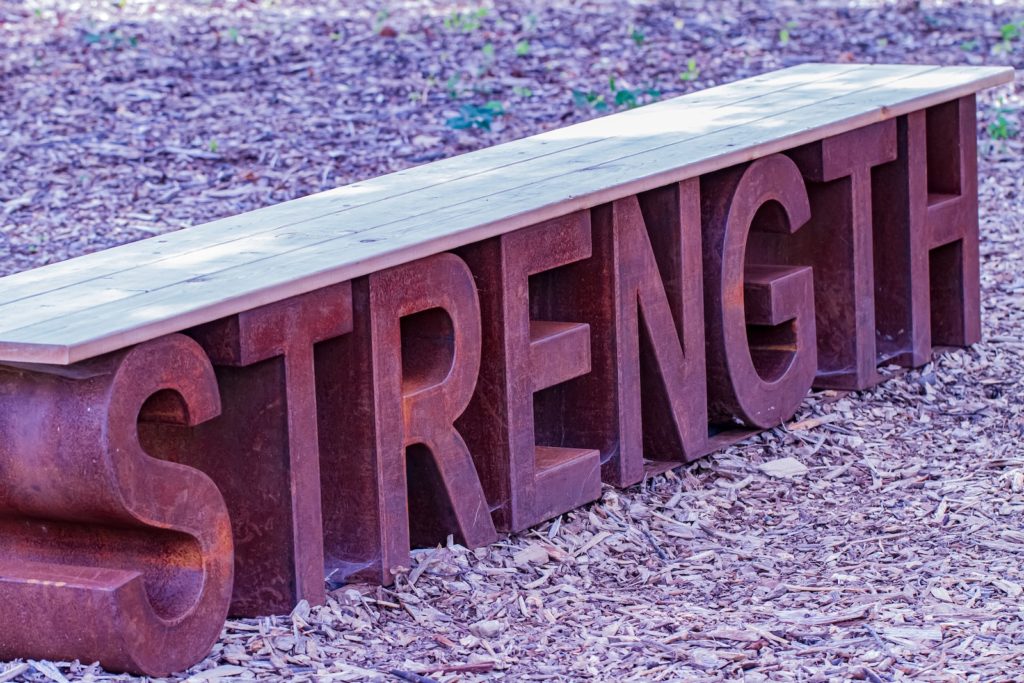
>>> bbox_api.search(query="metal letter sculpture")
[873,96,981,366]
[0,336,233,675]
[141,283,353,615]
[751,121,897,390]
[317,254,496,586]
[0,93,996,674]
[458,212,602,532]
[701,154,818,429]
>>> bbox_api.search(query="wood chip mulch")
[2,1,1023,681]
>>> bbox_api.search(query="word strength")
[0,65,1011,674]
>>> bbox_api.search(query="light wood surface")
[0,63,1012,364]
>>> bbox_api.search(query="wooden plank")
[0,65,879,334]
[0,65,1007,358]
[0,63,856,305]
[0,65,900,340]
[0,64,1012,364]
[0,65,918,333]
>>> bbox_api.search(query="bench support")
[0,336,233,676]
[458,212,602,532]
[0,77,1001,674]
[319,254,497,585]
[750,121,897,390]
[141,284,352,615]
[874,96,981,366]
[702,154,818,429]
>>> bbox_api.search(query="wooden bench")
[0,63,1011,675]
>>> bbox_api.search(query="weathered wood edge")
[0,65,1013,366]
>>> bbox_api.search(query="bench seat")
[0,63,1010,364]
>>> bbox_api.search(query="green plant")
[83,26,139,48]
[573,89,608,111]
[373,8,390,33]
[574,77,660,112]
[609,76,659,109]
[445,73,462,99]
[988,102,1017,140]
[779,21,796,46]
[629,26,645,46]
[515,39,530,56]
[961,39,978,52]
[679,58,700,82]
[615,89,639,108]
[996,21,1024,52]
[476,42,496,77]
[447,101,505,130]
[513,85,532,98]
[444,7,488,33]
[208,139,220,153]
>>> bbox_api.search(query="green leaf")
[615,89,638,108]
[446,101,505,131]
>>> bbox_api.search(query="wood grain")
[0,64,1011,364]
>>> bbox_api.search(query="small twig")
[28,661,69,683]
[643,529,670,561]
[864,623,896,660]
[410,661,496,675]
[0,664,29,683]
[390,670,439,683]
[861,666,886,683]
[846,531,911,546]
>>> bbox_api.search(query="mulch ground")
[2,1,1023,681]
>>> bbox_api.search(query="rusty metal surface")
[873,95,981,367]
[0,335,233,676]
[701,154,819,429]
[749,121,898,391]
[0,97,992,676]
[318,253,497,586]
[141,283,353,616]
[457,211,602,532]
[566,182,712,487]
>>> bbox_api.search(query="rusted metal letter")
[701,154,817,428]
[0,335,233,675]
[873,95,981,366]
[457,212,602,532]
[318,253,496,584]
[585,182,710,486]
[750,121,897,390]
[142,284,352,615]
